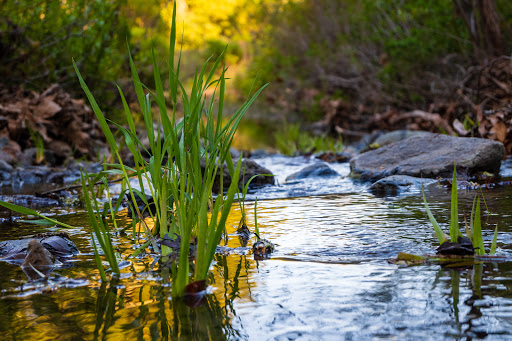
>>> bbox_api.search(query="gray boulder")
[351,133,505,180]
[286,163,339,181]
[345,130,430,154]
[371,130,431,148]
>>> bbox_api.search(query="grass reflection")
[90,251,257,340]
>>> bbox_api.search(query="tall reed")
[75,2,266,295]
[0,2,266,296]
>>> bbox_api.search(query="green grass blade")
[254,198,260,240]
[0,201,76,229]
[490,223,498,255]
[421,186,446,244]
[450,165,462,242]
[470,194,477,232]
[18,219,55,227]
[472,196,485,255]
[73,60,118,154]
[90,231,107,281]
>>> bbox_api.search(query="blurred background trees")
[1,0,511,140]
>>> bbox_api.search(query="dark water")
[1,156,512,340]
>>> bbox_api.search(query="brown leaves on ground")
[367,56,512,153]
[314,56,512,154]
[0,84,107,166]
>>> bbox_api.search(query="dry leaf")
[490,121,507,142]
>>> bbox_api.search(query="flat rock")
[350,133,505,180]
[286,163,339,181]
[0,233,79,261]
[371,130,431,148]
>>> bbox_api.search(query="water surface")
[1,155,512,340]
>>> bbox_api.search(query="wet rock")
[0,232,79,261]
[22,239,54,267]
[21,239,55,280]
[369,175,437,196]
[0,161,102,193]
[0,194,60,208]
[0,160,12,183]
[350,133,505,180]
[252,238,275,259]
[315,151,351,163]
[205,158,275,194]
[369,130,431,150]
[0,160,13,173]
[345,130,434,155]
[437,236,474,256]
[285,163,339,181]
[11,167,50,191]
[248,149,273,159]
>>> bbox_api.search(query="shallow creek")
[1,155,512,340]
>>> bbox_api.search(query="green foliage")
[421,186,447,245]
[423,166,499,255]
[80,170,121,280]
[0,201,76,229]
[243,0,512,108]
[0,0,128,102]
[275,121,343,155]
[74,2,266,295]
[449,165,463,242]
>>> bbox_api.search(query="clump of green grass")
[275,120,343,155]
[422,165,498,256]
[0,2,266,297]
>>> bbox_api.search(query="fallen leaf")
[491,121,507,142]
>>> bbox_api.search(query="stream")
[1,155,512,340]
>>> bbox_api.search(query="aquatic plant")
[422,165,498,256]
[0,2,266,296]
[28,128,45,165]
[74,2,266,295]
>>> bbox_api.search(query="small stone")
[286,163,339,181]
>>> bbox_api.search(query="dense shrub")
[0,0,129,103]
[245,0,512,114]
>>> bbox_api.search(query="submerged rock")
[0,232,79,261]
[350,133,505,180]
[1,232,79,281]
[285,163,339,181]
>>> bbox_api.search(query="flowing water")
[1,155,512,340]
